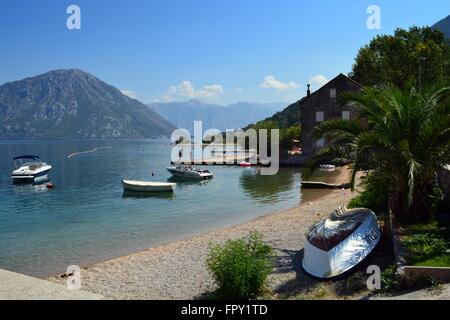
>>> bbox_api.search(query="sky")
[0,0,448,105]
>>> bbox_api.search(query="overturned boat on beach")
[302,206,380,279]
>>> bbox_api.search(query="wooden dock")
[301,181,351,190]
[171,155,262,166]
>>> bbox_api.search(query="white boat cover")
[302,206,380,279]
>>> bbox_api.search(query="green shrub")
[380,265,398,293]
[206,231,274,299]
[348,174,389,214]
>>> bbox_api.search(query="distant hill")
[147,99,284,133]
[433,15,450,39]
[246,14,450,131]
[0,69,175,138]
[245,98,304,129]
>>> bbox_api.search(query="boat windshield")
[14,158,43,169]
[176,165,193,170]
[306,207,371,251]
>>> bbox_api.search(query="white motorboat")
[122,180,176,193]
[302,206,380,279]
[11,155,52,182]
[166,165,213,180]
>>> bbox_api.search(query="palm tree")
[308,83,450,222]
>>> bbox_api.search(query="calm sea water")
[0,139,309,277]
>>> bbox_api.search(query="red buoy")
[46,183,55,189]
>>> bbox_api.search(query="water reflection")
[239,168,301,204]
[12,175,52,193]
[167,176,212,186]
[308,167,344,183]
[122,190,176,200]
[0,139,305,277]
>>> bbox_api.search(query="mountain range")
[433,15,450,39]
[147,99,284,133]
[3,13,448,140]
[0,69,175,139]
[245,98,304,130]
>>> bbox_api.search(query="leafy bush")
[280,125,301,149]
[348,174,389,214]
[206,231,274,299]
[380,265,399,293]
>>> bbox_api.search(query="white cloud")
[120,89,138,99]
[260,75,298,91]
[308,75,328,90]
[161,80,224,102]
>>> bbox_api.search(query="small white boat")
[166,165,213,180]
[12,155,52,182]
[122,180,176,193]
[302,206,380,279]
[319,164,336,171]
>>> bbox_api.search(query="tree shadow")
[272,234,395,299]
[271,248,324,298]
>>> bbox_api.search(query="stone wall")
[279,153,308,167]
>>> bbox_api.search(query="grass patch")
[294,284,333,300]
[414,256,450,267]
[406,221,440,234]
[400,221,450,267]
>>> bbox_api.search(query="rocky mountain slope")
[0,69,175,138]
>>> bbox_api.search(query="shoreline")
[48,167,358,300]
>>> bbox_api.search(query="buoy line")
[67,146,112,159]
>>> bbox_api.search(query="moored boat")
[319,164,336,171]
[11,155,52,182]
[239,161,252,167]
[302,206,380,279]
[122,180,176,193]
[166,165,213,180]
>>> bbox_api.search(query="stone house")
[300,73,363,159]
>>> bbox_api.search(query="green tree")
[280,125,301,149]
[249,121,301,150]
[309,84,450,222]
[349,27,450,88]
[247,120,279,155]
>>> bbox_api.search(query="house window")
[316,111,324,122]
[342,111,351,120]
[316,138,325,148]
[330,88,337,98]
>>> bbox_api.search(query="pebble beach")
[48,168,358,300]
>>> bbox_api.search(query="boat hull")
[166,167,213,180]
[302,209,380,279]
[122,180,176,193]
[11,166,52,181]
